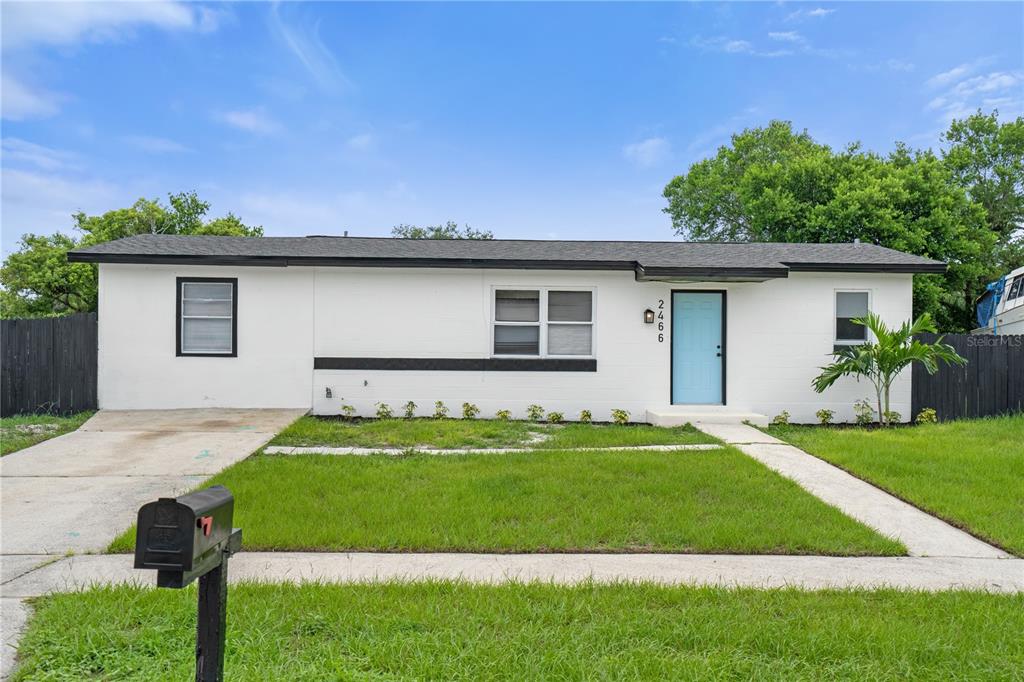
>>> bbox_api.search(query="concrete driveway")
[0,409,304,557]
[1,408,304,678]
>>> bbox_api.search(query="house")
[68,235,944,424]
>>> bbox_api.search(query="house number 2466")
[656,299,665,342]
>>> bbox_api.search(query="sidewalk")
[694,423,1011,559]
[5,552,1023,598]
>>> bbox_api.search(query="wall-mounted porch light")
[643,309,656,324]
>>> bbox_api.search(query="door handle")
[716,352,722,357]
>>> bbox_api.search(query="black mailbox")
[135,485,242,681]
[135,485,241,588]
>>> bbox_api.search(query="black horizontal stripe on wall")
[313,357,597,372]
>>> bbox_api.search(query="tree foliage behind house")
[0,192,262,318]
[391,221,493,240]
[663,112,1023,332]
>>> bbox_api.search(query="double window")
[835,291,869,344]
[493,288,593,357]
[176,278,237,357]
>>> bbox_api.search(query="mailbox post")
[134,485,241,682]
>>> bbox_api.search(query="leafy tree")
[0,234,97,317]
[942,110,1024,272]
[662,120,995,331]
[811,312,966,426]
[73,192,263,246]
[391,221,493,239]
[1,192,262,318]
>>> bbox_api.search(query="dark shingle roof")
[68,234,945,276]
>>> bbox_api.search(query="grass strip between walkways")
[110,446,904,555]
[270,416,716,449]
[770,414,1024,556]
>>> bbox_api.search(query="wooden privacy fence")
[912,333,1024,421]
[1,313,98,416]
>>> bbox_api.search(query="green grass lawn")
[0,412,93,456]
[14,583,1023,681]
[271,415,714,449]
[771,415,1024,556]
[110,448,902,555]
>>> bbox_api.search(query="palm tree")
[812,312,966,426]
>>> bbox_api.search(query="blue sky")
[1,2,1021,251]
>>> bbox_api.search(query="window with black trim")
[835,291,869,344]
[493,288,593,357]
[177,278,237,356]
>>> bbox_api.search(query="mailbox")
[134,485,241,588]
[135,485,242,681]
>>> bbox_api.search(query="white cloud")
[690,36,791,58]
[1,72,63,120]
[623,137,671,168]
[196,6,229,34]
[232,183,415,237]
[214,108,282,135]
[768,31,803,43]
[786,7,836,21]
[346,133,375,151]
[924,65,1024,123]
[926,57,995,89]
[121,135,192,153]
[1,2,222,121]
[1,138,78,171]
[0,1,204,52]
[886,59,915,73]
[1,168,122,247]
[853,58,916,74]
[269,4,350,94]
[950,71,1022,98]
[685,106,762,160]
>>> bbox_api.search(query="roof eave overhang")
[66,253,948,276]
[634,264,788,283]
[783,261,947,274]
[66,252,638,271]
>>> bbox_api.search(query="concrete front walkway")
[695,423,1011,559]
[4,552,1022,597]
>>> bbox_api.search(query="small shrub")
[915,407,938,425]
[462,402,480,419]
[402,401,417,419]
[853,399,875,426]
[610,409,630,425]
[883,410,902,425]
[815,408,834,426]
[340,404,356,419]
[578,409,592,423]
[375,402,393,420]
[433,400,449,419]
[526,404,545,421]
[771,411,790,426]
[547,411,564,424]
[494,409,512,421]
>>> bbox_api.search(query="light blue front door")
[672,292,723,404]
